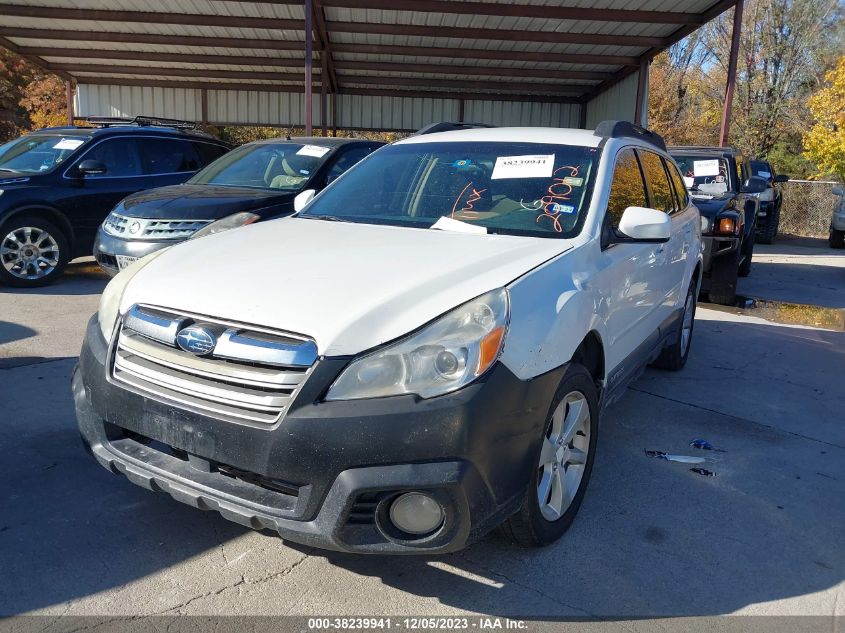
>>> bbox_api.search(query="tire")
[830,229,845,249]
[756,206,779,244]
[707,250,739,306]
[651,279,697,371]
[0,216,70,288]
[500,364,598,547]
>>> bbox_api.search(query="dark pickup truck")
[669,146,767,305]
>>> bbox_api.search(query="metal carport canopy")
[0,0,740,133]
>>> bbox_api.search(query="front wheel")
[0,216,70,287]
[830,228,845,249]
[500,364,598,547]
[707,250,739,306]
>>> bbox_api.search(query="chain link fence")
[779,180,841,237]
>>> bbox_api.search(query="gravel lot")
[1,237,843,621]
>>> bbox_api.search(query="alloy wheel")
[537,391,591,521]
[0,226,61,280]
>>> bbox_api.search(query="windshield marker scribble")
[451,182,488,220]
[536,166,580,233]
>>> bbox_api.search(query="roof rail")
[82,115,198,130]
[594,120,666,152]
[413,121,496,136]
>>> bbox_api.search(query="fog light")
[389,492,444,535]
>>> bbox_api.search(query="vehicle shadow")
[0,320,37,346]
[0,259,109,297]
[1,318,842,617]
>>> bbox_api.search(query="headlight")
[191,212,260,240]
[97,249,167,341]
[102,208,126,237]
[700,215,711,234]
[0,189,4,197]
[326,288,509,401]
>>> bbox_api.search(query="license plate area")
[116,255,139,270]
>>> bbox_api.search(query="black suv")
[94,137,383,276]
[749,159,788,244]
[0,116,229,287]
[669,146,767,305]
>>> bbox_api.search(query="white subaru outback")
[74,121,703,554]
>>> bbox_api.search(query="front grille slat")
[111,305,316,425]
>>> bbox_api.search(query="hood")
[690,192,735,216]
[120,184,296,220]
[121,218,573,356]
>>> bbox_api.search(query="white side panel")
[463,101,581,128]
[335,94,459,131]
[584,71,644,129]
[75,84,201,120]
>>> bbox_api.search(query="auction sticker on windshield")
[297,145,331,158]
[53,138,85,150]
[693,159,720,177]
[491,154,555,180]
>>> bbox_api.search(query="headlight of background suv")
[97,249,168,341]
[326,288,509,401]
[191,211,261,240]
[700,215,712,234]
[101,205,126,237]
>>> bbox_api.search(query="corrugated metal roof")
[3,0,740,129]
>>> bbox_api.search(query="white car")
[74,121,703,554]
[831,185,845,248]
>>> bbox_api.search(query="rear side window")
[140,138,201,174]
[193,142,228,166]
[639,150,674,213]
[606,148,647,228]
[80,138,143,177]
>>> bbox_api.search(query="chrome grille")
[111,305,317,424]
[103,213,212,240]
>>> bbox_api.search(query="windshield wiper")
[301,214,350,223]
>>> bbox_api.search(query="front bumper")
[700,234,739,293]
[93,228,175,276]
[74,315,562,553]
[832,211,845,232]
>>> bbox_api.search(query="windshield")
[0,134,89,174]
[671,155,731,195]
[189,142,334,191]
[299,142,597,237]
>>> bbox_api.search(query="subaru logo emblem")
[128,221,141,235]
[176,326,216,356]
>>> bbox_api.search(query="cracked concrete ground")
[0,248,843,619]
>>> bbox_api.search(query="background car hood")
[690,193,735,216]
[121,218,572,356]
[120,184,296,220]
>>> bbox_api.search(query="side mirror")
[617,206,671,242]
[76,159,107,176]
[832,186,844,197]
[741,176,768,194]
[293,189,316,212]
[773,174,789,184]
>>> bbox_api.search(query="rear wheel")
[830,228,845,249]
[707,250,739,306]
[738,235,754,277]
[500,364,598,547]
[0,216,70,287]
[756,206,779,244]
[652,279,697,371]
